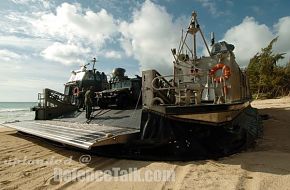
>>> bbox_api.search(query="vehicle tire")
[98,99,108,109]
[116,94,128,108]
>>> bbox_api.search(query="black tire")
[98,99,108,109]
[116,94,129,108]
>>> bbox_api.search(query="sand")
[0,97,290,190]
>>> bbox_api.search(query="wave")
[0,109,30,113]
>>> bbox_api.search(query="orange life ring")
[73,87,80,96]
[209,63,231,83]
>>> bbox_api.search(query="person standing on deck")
[77,88,85,111]
[85,86,94,119]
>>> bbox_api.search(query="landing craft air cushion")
[4,11,262,158]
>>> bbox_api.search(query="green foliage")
[246,37,289,98]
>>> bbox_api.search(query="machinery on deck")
[96,68,142,108]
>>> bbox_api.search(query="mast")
[188,12,197,60]
[92,57,97,74]
[187,11,211,59]
[193,12,197,60]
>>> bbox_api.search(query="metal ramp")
[3,120,139,150]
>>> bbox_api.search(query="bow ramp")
[4,109,141,150]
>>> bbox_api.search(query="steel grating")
[3,121,139,150]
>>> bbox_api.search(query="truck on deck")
[96,68,142,109]
[32,58,108,120]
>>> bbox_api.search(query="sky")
[0,0,290,102]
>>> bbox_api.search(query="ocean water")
[0,102,36,124]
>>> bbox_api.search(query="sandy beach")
[0,97,290,190]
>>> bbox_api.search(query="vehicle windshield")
[111,80,131,89]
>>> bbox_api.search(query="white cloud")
[120,37,134,57]
[274,16,290,55]
[195,0,218,15]
[223,17,274,66]
[104,50,122,59]
[0,49,21,61]
[119,0,182,74]
[41,42,91,65]
[28,2,119,65]
[0,35,51,49]
[195,0,232,16]
[10,0,53,9]
[223,16,290,66]
[251,6,264,16]
[33,3,117,46]
[10,0,34,4]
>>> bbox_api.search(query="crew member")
[85,86,94,119]
[77,88,85,111]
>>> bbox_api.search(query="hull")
[139,104,262,158]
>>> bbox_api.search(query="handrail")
[151,72,207,91]
[37,88,73,108]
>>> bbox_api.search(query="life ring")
[209,63,231,83]
[73,87,80,96]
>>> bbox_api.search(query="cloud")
[223,17,274,66]
[195,0,232,16]
[273,16,290,55]
[251,6,264,16]
[119,0,182,74]
[120,38,134,57]
[223,16,290,66]
[3,1,185,71]
[28,2,120,65]
[41,42,91,65]
[0,49,21,61]
[33,3,117,46]
[195,0,218,15]
[10,0,34,4]
[10,0,53,9]
[104,50,122,59]
[0,35,51,49]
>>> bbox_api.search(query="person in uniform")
[85,86,94,119]
[77,88,85,111]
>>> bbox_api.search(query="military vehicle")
[65,58,108,107]
[96,68,142,108]
[5,12,262,159]
[31,58,108,120]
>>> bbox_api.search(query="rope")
[131,90,142,119]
